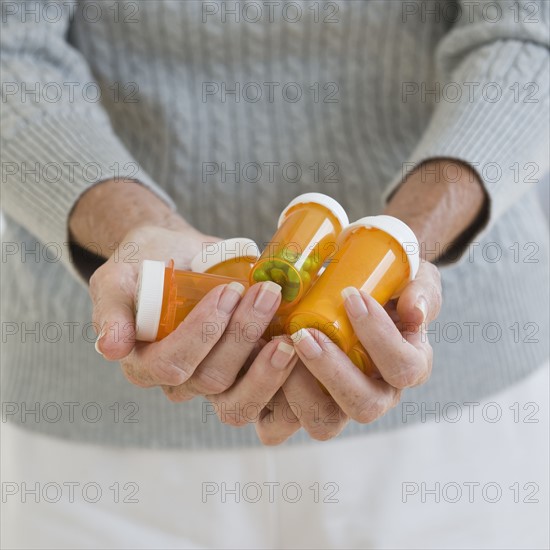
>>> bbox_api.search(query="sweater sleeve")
[0,0,176,274]
[384,0,549,260]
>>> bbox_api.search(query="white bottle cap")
[190,238,261,274]
[277,193,349,230]
[135,260,166,342]
[343,215,420,282]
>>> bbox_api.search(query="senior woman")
[1,0,548,548]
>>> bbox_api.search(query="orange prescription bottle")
[135,259,248,342]
[189,238,281,340]
[249,193,349,309]
[348,343,381,379]
[262,265,327,339]
[190,238,261,280]
[286,215,419,354]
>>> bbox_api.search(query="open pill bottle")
[263,265,327,339]
[190,238,261,280]
[286,215,419,353]
[135,259,248,342]
[190,239,280,340]
[250,193,349,309]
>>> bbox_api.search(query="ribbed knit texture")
[1,0,549,448]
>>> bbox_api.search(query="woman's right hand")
[90,224,298,421]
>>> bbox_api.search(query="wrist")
[69,178,191,255]
[384,159,488,261]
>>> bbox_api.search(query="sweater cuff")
[1,113,176,279]
[383,41,549,264]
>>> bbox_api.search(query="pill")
[253,268,270,282]
[270,268,288,286]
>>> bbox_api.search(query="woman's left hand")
[254,260,442,445]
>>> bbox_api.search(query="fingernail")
[218,282,245,314]
[290,329,322,360]
[253,281,281,315]
[271,341,296,370]
[415,297,428,323]
[341,287,368,319]
[94,328,106,355]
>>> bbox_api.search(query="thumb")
[396,260,442,331]
[89,265,137,360]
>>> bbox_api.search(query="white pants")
[2,365,548,550]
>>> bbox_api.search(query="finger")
[384,299,401,324]
[89,264,137,360]
[188,281,282,395]
[342,288,431,388]
[291,329,401,423]
[119,296,251,389]
[235,340,265,379]
[256,389,302,446]
[396,260,442,331]
[207,338,297,427]
[282,361,348,440]
[119,342,189,388]
[146,282,245,400]
[402,324,434,379]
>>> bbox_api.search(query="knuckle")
[389,367,420,389]
[219,409,249,427]
[126,376,150,389]
[157,352,193,377]
[349,313,370,332]
[354,398,387,424]
[412,350,433,387]
[202,324,224,345]
[390,388,402,408]
[387,355,423,389]
[149,362,183,386]
[307,422,341,441]
[315,356,347,388]
[121,363,151,389]
[162,386,193,403]
[88,269,101,296]
[155,355,191,384]
[240,320,264,344]
[192,368,233,396]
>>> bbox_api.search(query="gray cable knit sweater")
[1,0,549,448]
